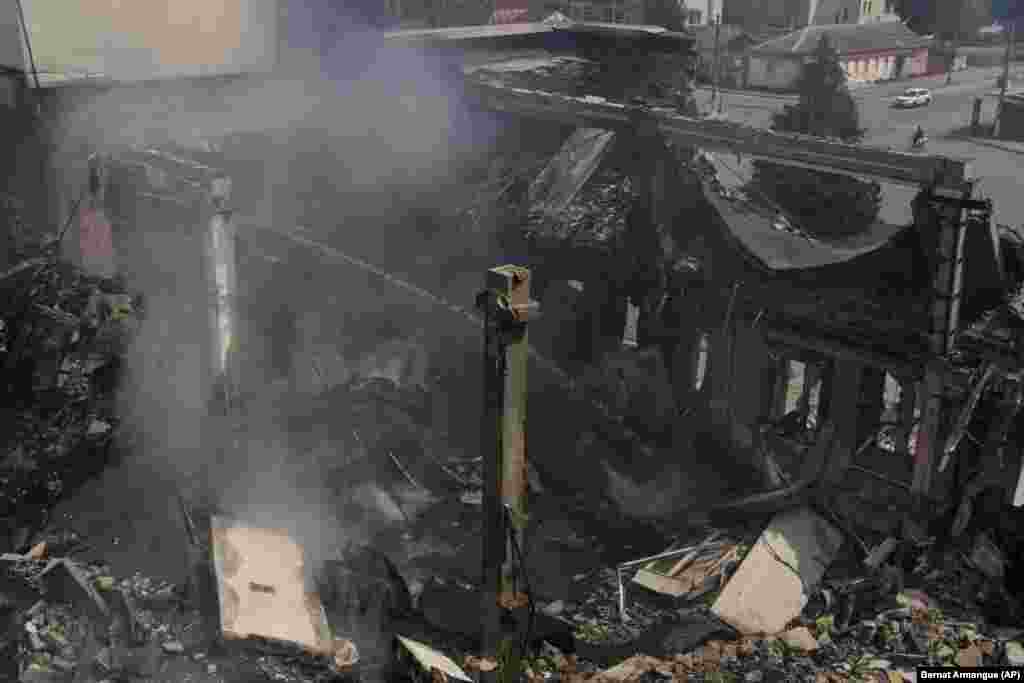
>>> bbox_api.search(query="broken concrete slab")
[209,515,348,663]
[395,635,473,682]
[40,559,110,621]
[777,626,818,653]
[711,507,844,635]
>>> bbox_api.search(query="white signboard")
[20,0,278,85]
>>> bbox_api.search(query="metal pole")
[206,176,239,415]
[477,265,536,672]
[711,12,722,114]
[995,22,1015,138]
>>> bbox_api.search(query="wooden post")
[825,359,864,484]
[770,356,789,420]
[477,266,535,669]
[896,379,918,456]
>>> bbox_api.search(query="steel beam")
[465,79,972,190]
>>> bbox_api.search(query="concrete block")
[711,507,843,635]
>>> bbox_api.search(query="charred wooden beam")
[464,80,972,190]
[759,325,922,379]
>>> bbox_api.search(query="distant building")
[678,0,715,26]
[691,24,757,86]
[745,20,930,91]
[722,0,899,32]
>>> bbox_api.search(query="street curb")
[947,134,1024,156]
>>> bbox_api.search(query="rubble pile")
[524,170,633,253]
[0,247,139,550]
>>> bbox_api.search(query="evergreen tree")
[748,36,882,239]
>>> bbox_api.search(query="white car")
[894,88,933,108]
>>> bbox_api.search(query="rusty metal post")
[477,266,538,667]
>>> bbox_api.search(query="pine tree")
[748,36,882,240]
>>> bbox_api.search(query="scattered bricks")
[40,560,109,621]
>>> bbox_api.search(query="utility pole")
[477,266,538,673]
[995,21,1016,139]
[711,10,722,115]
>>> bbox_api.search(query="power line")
[14,0,40,90]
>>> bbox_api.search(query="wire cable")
[504,504,536,662]
[14,0,40,90]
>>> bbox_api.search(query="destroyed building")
[6,4,1024,682]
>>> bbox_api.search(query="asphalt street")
[693,66,1024,226]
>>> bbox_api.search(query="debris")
[592,654,673,682]
[463,655,499,673]
[776,626,818,653]
[161,640,185,654]
[459,490,482,506]
[896,590,939,612]
[957,643,983,667]
[711,507,844,635]
[396,635,473,682]
[863,537,899,571]
[40,559,110,620]
[618,532,726,620]
[968,532,1005,580]
[542,600,566,617]
[87,420,111,436]
[630,541,738,601]
[941,363,997,472]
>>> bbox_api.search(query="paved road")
[694,66,1024,226]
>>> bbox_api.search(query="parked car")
[894,88,933,108]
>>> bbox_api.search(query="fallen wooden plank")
[711,506,844,635]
